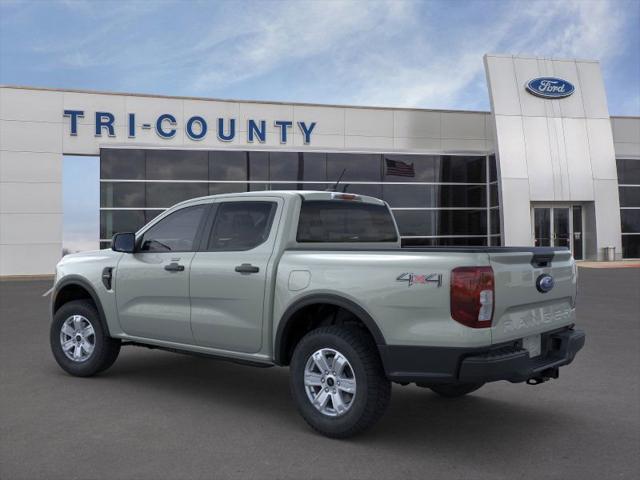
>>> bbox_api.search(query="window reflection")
[210,151,247,181]
[327,154,381,182]
[383,154,437,182]
[100,149,501,246]
[147,150,208,180]
[100,182,144,208]
[100,210,145,239]
[621,210,640,233]
[100,149,145,179]
[617,158,640,184]
[622,235,640,258]
[146,183,208,208]
[269,152,299,181]
[392,210,487,236]
[619,186,640,207]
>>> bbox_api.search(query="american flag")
[385,158,415,177]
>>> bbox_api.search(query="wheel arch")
[274,294,386,366]
[52,275,112,336]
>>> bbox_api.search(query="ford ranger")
[50,191,585,437]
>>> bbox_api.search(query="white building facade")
[1,54,639,276]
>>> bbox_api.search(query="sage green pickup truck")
[50,190,585,437]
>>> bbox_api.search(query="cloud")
[3,0,637,113]
[173,0,632,110]
[331,0,630,109]
[186,1,414,92]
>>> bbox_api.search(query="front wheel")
[50,300,121,377]
[429,382,484,398]
[289,325,391,438]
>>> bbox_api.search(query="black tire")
[289,325,391,438]
[50,299,121,377]
[429,382,484,398]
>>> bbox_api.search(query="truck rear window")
[297,201,398,242]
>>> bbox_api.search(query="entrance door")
[532,205,584,260]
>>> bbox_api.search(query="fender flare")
[274,293,386,365]
[52,275,112,337]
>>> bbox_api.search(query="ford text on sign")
[525,77,575,99]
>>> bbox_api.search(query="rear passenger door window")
[207,201,277,251]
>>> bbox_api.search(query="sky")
[1,0,639,251]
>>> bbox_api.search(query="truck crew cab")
[50,191,585,437]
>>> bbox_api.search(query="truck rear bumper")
[379,327,585,385]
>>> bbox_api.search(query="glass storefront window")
[490,209,501,235]
[382,184,428,207]
[210,150,248,181]
[146,183,208,208]
[248,152,269,181]
[100,182,145,208]
[392,210,487,237]
[301,153,327,181]
[100,210,145,239]
[489,155,498,182]
[147,150,208,180]
[622,235,640,258]
[433,184,486,208]
[402,237,488,247]
[383,184,486,208]
[439,155,486,183]
[269,152,299,181]
[383,154,437,182]
[619,187,640,207]
[209,183,247,195]
[100,149,500,246]
[617,159,640,184]
[621,210,640,233]
[100,210,162,240]
[382,155,486,183]
[490,184,499,206]
[269,183,327,191]
[327,153,381,182]
[616,159,640,258]
[100,149,145,179]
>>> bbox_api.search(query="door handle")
[164,262,185,272]
[235,263,259,274]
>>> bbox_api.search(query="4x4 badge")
[396,273,443,287]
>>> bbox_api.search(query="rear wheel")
[429,382,484,398]
[50,300,121,377]
[290,325,391,438]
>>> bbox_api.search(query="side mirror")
[112,232,136,253]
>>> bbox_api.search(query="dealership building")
[1,53,639,276]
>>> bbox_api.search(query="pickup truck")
[50,190,585,437]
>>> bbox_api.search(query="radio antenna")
[326,169,347,192]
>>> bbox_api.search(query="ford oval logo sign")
[526,77,575,99]
[536,274,555,293]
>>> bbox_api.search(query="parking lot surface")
[1,267,639,480]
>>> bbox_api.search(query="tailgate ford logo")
[536,274,555,293]
[526,77,575,99]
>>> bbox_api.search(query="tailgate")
[489,248,577,344]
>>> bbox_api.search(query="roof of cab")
[172,190,387,209]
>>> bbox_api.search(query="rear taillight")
[450,266,495,328]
